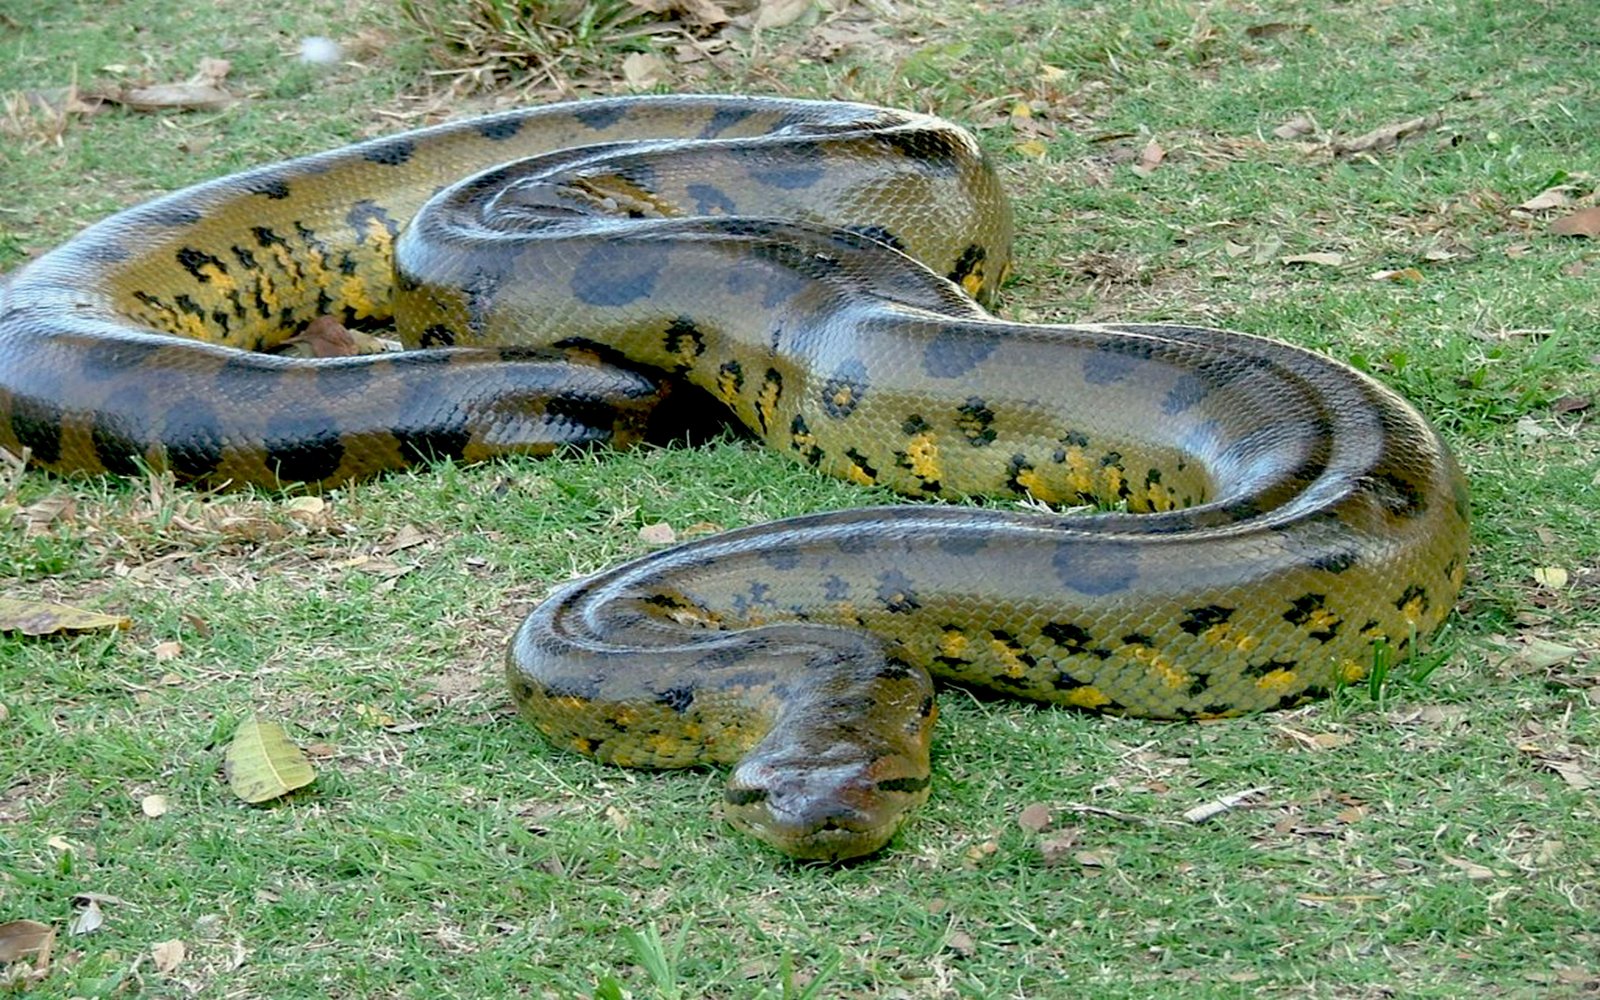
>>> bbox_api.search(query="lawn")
[1,0,1596,997]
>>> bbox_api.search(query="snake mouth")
[724,801,903,863]
[723,762,929,862]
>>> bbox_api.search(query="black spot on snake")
[760,547,802,571]
[946,243,985,285]
[823,575,850,600]
[1082,345,1142,386]
[176,247,227,283]
[876,775,932,794]
[874,128,964,175]
[243,175,292,200]
[1179,605,1234,634]
[1051,541,1138,596]
[875,570,920,613]
[574,103,629,130]
[572,242,668,306]
[1162,373,1210,415]
[936,529,991,556]
[145,203,203,227]
[73,239,131,264]
[923,326,1001,378]
[956,397,996,446]
[699,106,756,138]
[163,399,227,480]
[419,325,456,348]
[686,183,737,215]
[843,224,908,252]
[9,397,64,466]
[346,200,400,243]
[477,116,524,141]
[821,359,869,418]
[740,141,825,190]
[263,406,345,484]
[362,138,415,166]
[655,686,695,713]
[90,384,151,477]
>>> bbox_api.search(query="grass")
[2,0,1598,997]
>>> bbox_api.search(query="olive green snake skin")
[0,96,1468,860]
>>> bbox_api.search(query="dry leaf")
[621,52,667,89]
[1444,855,1506,879]
[1538,758,1593,790]
[1183,786,1267,822]
[1332,113,1441,156]
[754,0,811,29]
[1130,140,1165,177]
[1550,206,1600,238]
[224,716,316,803]
[1246,22,1312,39]
[0,920,54,963]
[1533,566,1569,589]
[638,521,677,544]
[141,794,170,818]
[0,597,131,636]
[1014,138,1049,160]
[119,83,234,112]
[153,640,182,661]
[382,524,428,553]
[151,938,186,973]
[268,316,371,358]
[1519,187,1573,212]
[1370,267,1424,283]
[944,929,977,957]
[68,900,103,937]
[1281,252,1345,267]
[1273,114,1315,140]
[1017,802,1052,833]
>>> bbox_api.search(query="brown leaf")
[151,938,186,974]
[1246,22,1312,39]
[1280,252,1345,267]
[0,920,55,964]
[638,522,677,545]
[621,51,667,89]
[1332,113,1441,156]
[1130,140,1165,177]
[753,0,811,29]
[944,929,977,957]
[0,597,131,636]
[1273,114,1316,140]
[1370,267,1424,283]
[1550,206,1600,238]
[1038,829,1081,864]
[268,316,372,358]
[1551,394,1592,414]
[1519,187,1574,212]
[119,83,234,112]
[1017,802,1052,833]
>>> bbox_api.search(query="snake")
[0,95,1469,861]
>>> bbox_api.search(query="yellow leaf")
[225,716,316,803]
[1533,566,1569,589]
[1014,138,1049,160]
[0,597,130,636]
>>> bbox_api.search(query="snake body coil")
[0,96,1468,860]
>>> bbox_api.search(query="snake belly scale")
[0,96,1468,860]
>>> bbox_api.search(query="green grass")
[3,0,1598,997]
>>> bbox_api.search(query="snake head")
[724,743,932,862]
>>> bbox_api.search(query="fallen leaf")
[1281,252,1345,267]
[1332,113,1441,156]
[68,899,104,937]
[1550,206,1600,237]
[753,0,811,29]
[1246,22,1312,39]
[1370,267,1424,283]
[1038,829,1081,864]
[1272,114,1315,140]
[1017,802,1052,833]
[1551,394,1591,414]
[1444,855,1506,879]
[1512,637,1582,670]
[621,52,667,89]
[1183,786,1267,823]
[151,938,186,973]
[1074,848,1115,867]
[119,83,234,112]
[1514,414,1550,440]
[0,920,54,963]
[1533,566,1569,589]
[1014,138,1049,160]
[1224,239,1251,258]
[381,524,428,553]
[153,640,182,661]
[1537,758,1593,790]
[224,716,316,803]
[638,521,677,545]
[0,597,131,636]
[1519,187,1574,212]
[1130,139,1165,177]
[944,929,977,957]
[141,794,169,818]
[268,316,370,358]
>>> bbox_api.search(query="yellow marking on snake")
[0,96,1468,862]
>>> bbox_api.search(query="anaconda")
[0,95,1469,861]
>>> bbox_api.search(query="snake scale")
[0,96,1468,860]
